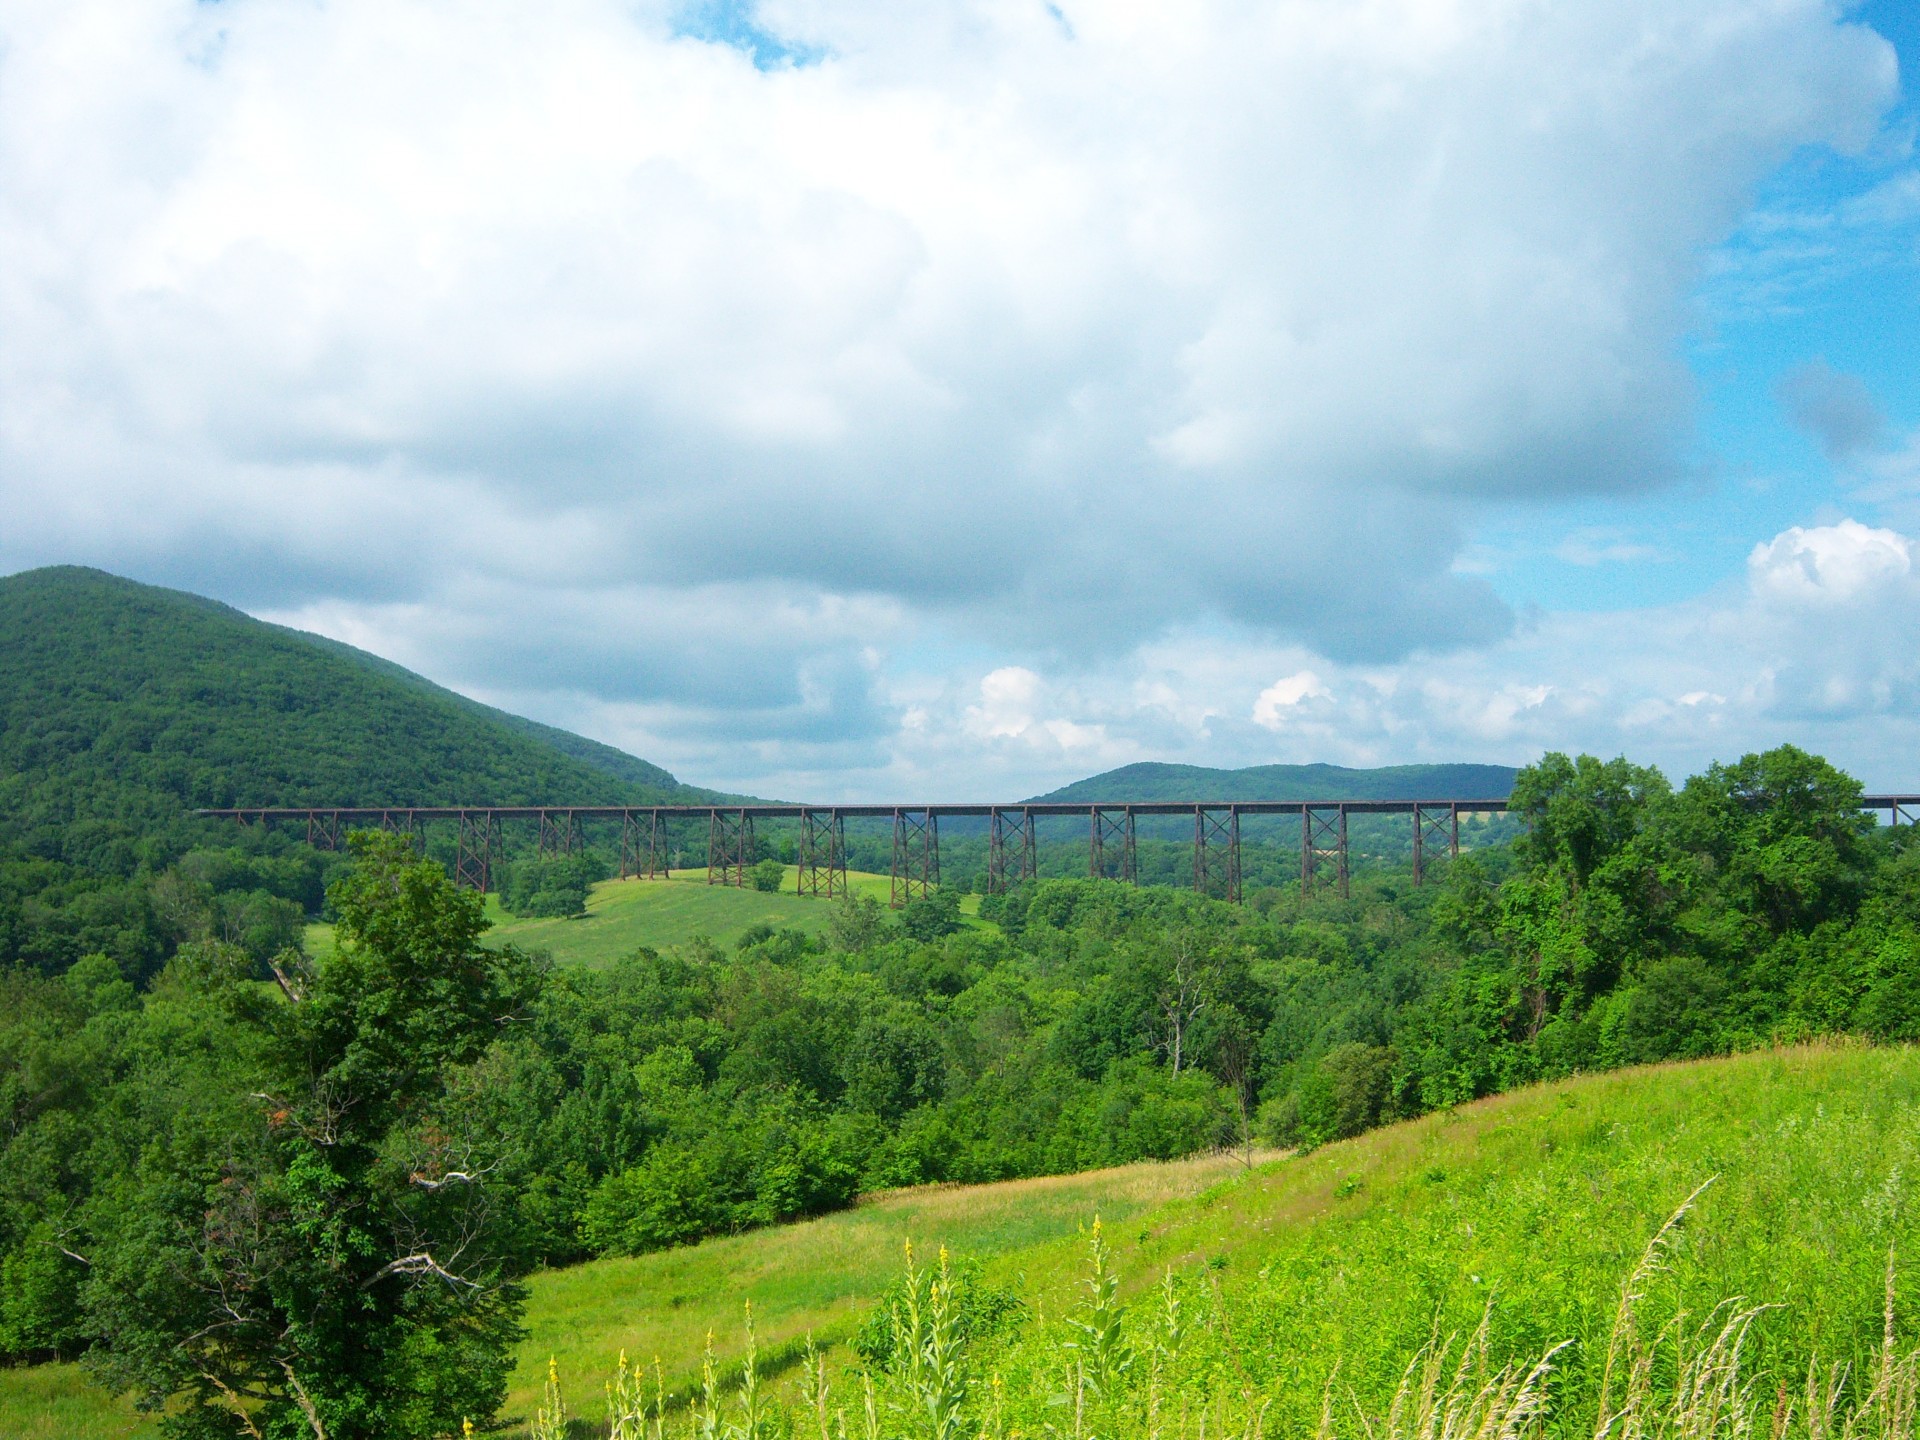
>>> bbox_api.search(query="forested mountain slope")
[1032,759,1517,802]
[0,566,714,838]
[0,565,719,972]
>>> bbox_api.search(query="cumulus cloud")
[0,0,1903,792]
[1250,671,1331,730]
[842,519,1920,800]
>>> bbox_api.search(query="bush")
[500,854,603,918]
[582,1143,730,1255]
[900,888,963,941]
[1296,1042,1398,1145]
[750,858,787,893]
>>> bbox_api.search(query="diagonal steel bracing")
[988,807,1036,894]
[799,809,849,898]
[1302,803,1348,900]
[1194,805,1241,902]
[1412,802,1459,886]
[454,810,501,892]
[619,809,667,879]
[891,808,939,908]
[707,809,753,887]
[1090,805,1137,884]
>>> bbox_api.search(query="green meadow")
[309,869,980,969]
[12,1043,1920,1439]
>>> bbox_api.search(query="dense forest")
[0,566,725,978]
[3,731,1916,1435]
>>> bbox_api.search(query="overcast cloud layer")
[1,0,1913,797]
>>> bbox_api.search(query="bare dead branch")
[278,1360,329,1440]
[201,1371,266,1440]
[360,1251,481,1290]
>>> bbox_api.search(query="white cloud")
[796,520,1920,800]
[0,0,1905,793]
[1251,671,1331,730]
[1748,520,1911,607]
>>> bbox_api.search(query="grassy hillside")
[508,1042,1920,1431]
[10,1044,1916,1439]
[1031,759,1518,802]
[307,870,947,965]
[0,1151,1254,1440]
[0,566,715,842]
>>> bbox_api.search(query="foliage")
[501,854,607,918]
[750,860,787,894]
[74,834,540,1440]
[852,1247,1025,1372]
[10,736,1920,1431]
[0,565,712,982]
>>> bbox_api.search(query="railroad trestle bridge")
[196,796,1920,908]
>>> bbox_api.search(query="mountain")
[1027,759,1518,803]
[0,566,719,857]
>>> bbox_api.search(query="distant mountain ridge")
[1028,760,1518,804]
[0,567,724,865]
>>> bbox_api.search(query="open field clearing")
[505,1043,1920,1434]
[9,1042,1920,1439]
[502,1147,1257,1422]
[309,868,983,968]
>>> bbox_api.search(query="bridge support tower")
[988,807,1036,894]
[799,809,849,897]
[1194,805,1241,902]
[1302,804,1348,900]
[891,808,939,908]
[1091,806,1137,884]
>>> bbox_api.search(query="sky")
[2,0,1918,800]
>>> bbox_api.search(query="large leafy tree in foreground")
[82,833,542,1440]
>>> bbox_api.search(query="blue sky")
[3,0,1920,797]
[1482,0,1919,615]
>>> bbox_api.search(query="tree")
[900,888,963,941]
[1510,753,1668,889]
[1153,930,1209,1076]
[1214,1022,1258,1169]
[827,892,886,953]
[82,832,542,1440]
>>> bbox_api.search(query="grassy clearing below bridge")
[309,868,984,969]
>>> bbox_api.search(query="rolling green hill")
[305,869,947,966]
[8,1043,1916,1440]
[0,566,722,864]
[1031,759,1518,802]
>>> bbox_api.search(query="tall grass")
[542,1190,1920,1440]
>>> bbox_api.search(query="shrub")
[900,888,963,941]
[501,854,603,918]
[582,1143,730,1255]
[1296,1042,1397,1145]
[750,859,786,893]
